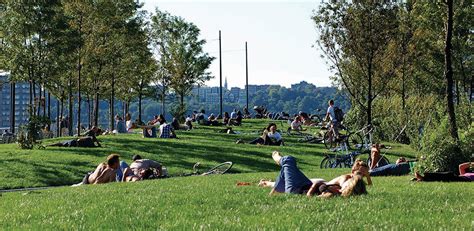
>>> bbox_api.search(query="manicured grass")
[0,119,413,190]
[2,119,471,230]
[1,172,473,230]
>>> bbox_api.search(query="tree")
[313,1,398,126]
[443,0,458,141]
[151,10,214,120]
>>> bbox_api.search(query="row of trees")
[313,0,472,143]
[0,1,214,135]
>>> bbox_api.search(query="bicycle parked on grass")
[320,149,390,169]
[179,161,234,176]
[346,124,375,152]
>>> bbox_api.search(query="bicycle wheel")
[347,133,363,151]
[367,156,390,168]
[320,156,337,168]
[320,156,331,168]
[323,131,336,149]
[202,161,233,175]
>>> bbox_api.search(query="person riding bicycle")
[325,99,340,140]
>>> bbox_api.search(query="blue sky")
[141,0,333,88]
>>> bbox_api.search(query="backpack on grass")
[334,107,344,122]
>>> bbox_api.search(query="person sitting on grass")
[369,157,414,176]
[369,143,391,170]
[73,154,121,186]
[259,151,370,197]
[48,136,101,148]
[149,115,160,125]
[208,113,220,126]
[138,114,175,138]
[415,162,474,182]
[158,116,177,138]
[223,112,230,125]
[196,109,210,125]
[185,115,193,130]
[289,116,304,134]
[115,116,127,134]
[122,155,164,182]
[171,117,180,130]
[249,123,283,146]
[229,111,243,126]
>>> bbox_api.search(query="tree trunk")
[37,83,42,116]
[470,74,473,103]
[109,72,115,131]
[32,80,37,116]
[87,96,91,128]
[42,87,46,118]
[29,80,33,115]
[47,92,51,130]
[68,77,73,136]
[367,60,373,127]
[56,97,60,137]
[59,92,64,137]
[138,92,143,124]
[444,0,459,141]
[94,92,99,127]
[76,14,84,136]
[161,86,166,116]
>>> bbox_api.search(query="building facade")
[0,71,30,130]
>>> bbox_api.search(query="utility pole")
[245,41,249,110]
[219,30,223,117]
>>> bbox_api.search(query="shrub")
[416,118,471,173]
[16,115,49,149]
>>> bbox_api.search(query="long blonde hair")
[340,171,368,197]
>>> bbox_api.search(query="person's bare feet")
[414,172,423,181]
[272,151,282,166]
[258,179,269,187]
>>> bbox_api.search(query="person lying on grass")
[259,151,371,197]
[48,136,101,148]
[121,155,165,182]
[414,162,474,182]
[72,154,121,186]
[248,123,283,146]
[369,157,416,176]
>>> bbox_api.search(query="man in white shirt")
[230,109,237,119]
[325,99,339,138]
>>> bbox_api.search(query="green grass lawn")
[1,119,472,230]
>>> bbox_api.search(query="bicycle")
[320,150,362,168]
[180,161,234,176]
[321,122,350,150]
[346,124,375,152]
[320,148,390,169]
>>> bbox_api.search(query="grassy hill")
[0,120,472,230]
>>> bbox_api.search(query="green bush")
[416,118,471,173]
[16,115,49,149]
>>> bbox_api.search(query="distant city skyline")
[142,0,334,88]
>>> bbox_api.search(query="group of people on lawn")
[76,154,165,185]
[49,99,472,195]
